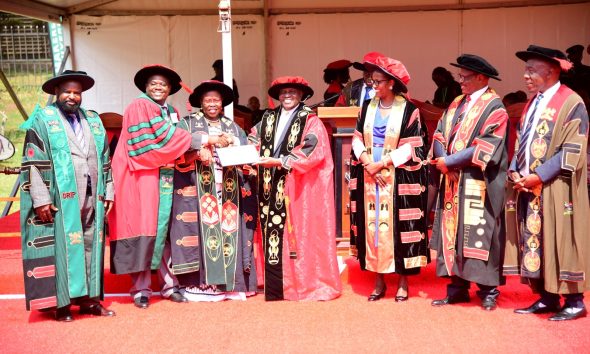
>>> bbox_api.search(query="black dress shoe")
[548,306,587,321]
[481,298,497,311]
[79,303,116,317]
[368,287,387,301]
[431,294,470,306]
[168,292,188,303]
[55,307,73,322]
[514,299,560,314]
[395,295,408,302]
[134,296,149,309]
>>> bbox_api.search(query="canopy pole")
[218,0,233,120]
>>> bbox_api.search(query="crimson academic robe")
[109,94,191,274]
[249,103,342,301]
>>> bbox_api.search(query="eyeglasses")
[369,79,389,86]
[456,73,477,82]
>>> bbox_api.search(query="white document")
[390,143,413,167]
[217,144,260,167]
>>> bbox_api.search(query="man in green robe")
[20,70,115,322]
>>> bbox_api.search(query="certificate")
[217,145,261,167]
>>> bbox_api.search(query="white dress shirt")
[519,81,560,176]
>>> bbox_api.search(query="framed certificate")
[216,145,261,167]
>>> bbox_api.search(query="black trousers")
[447,276,499,300]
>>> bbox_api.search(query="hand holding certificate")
[216,144,261,167]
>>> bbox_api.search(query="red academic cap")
[268,76,314,101]
[352,52,385,71]
[365,56,411,93]
[324,59,352,71]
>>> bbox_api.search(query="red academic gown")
[251,104,342,301]
[109,94,191,274]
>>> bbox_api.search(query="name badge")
[170,112,179,124]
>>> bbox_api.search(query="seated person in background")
[247,96,265,126]
[431,66,461,108]
[323,59,352,107]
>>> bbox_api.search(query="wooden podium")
[318,106,360,241]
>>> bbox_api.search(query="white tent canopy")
[2,0,590,116]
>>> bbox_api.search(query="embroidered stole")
[439,92,496,275]
[515,88,565,279]
[191,113,241,289]
[362,97,405,273]
[258,106,308,300]
[40,106,106,304]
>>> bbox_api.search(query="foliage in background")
[0,75,51,213]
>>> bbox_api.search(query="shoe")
[514,299,560,314]
[431,294,470,306]
[168,291,188,303]
[368,286,387,302]
[395,295,408,302]
[481,297,497,311]
[134,296,149,309]
[79,303,116,317]
[184,285,226,302]
[548,306,587,321]
[55,307,73,322]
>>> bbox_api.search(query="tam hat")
[365,56,410,93]
[42,70,95,94]
[352,52,385,71]
[134,64,182,94]
[450,54,501,80]
[268,76,314,101]
[189,80,234,108]
[323,59,352,72]
[515,45,572,72]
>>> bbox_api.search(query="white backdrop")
[70,3,590,116]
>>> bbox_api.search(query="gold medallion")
[531,138,547,159]
[524,251,541,272]
[526,213,542,234]
[454,140,465,151]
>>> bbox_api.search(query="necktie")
[68,114,86,152]
[364,87,373,101]
[162,106,170,120]
[516,94,544,173]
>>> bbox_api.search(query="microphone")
[308,93,341,109]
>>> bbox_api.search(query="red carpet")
[0,243,589,352]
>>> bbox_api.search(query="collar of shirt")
[537,81,561,104]
[465,85,488,113]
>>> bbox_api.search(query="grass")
[0,73,52,214]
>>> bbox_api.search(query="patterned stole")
[516,87,566,279]
[362,96,405,273]
[36,105,106,307]
[257,105,309,300]
[438,91,496,275]
[190,112,241,289]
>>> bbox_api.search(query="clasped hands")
[362,154,391,188]
[184,133,234,166]
[430,157,459,183]
[509,171,542,193]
